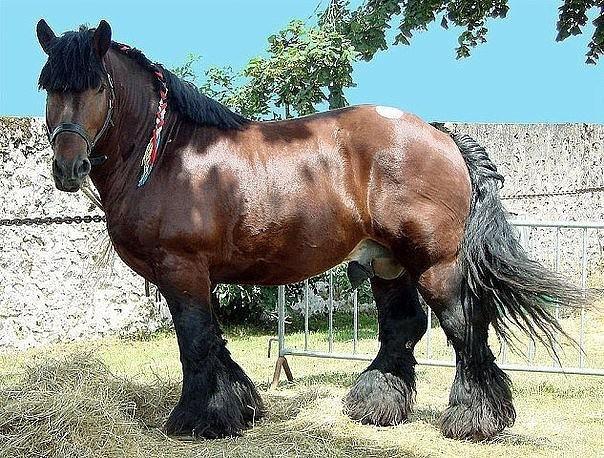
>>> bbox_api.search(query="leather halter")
[46,68,115,167]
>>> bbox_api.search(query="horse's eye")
[98,84,106,94]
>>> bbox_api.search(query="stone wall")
[0,118,170,350]
[450,123,603,221]
[0,117,602,349]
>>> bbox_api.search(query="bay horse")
[36,20,584,441]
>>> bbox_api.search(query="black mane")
[39,26,250,130]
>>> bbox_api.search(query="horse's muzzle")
[53,154,91,192]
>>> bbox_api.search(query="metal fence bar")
[328,270,334,353]
[522,226,536,365]
[579,228,588,368]
[426,307,432,359]
[352,289,358,354]
[281,348,604,376]
[501,340,508,364]
[552,227,561,366]
[510,220,604,229]
[528,340,536,364]
[277,285,286,357]
[304,279,309,351]
[554,228,561,274]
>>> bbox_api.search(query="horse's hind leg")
[159,274,263,439]
[419,261,516,440]
[344,275,427,426]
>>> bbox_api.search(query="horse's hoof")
[439,402,515,441]
[440,361,516,441]
[165,403,248,439]
[343,369,414,426]
[165,379,264,439]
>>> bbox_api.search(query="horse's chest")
[105,213,160,277]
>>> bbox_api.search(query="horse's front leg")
[160,273,264,438]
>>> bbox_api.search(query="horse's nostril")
[76,158,91,178]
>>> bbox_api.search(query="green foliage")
[285,264,374,310]
[327,0,403,60]
[198,20,359,119]
[256,21,358,114]
[556,0,604,64]
[196,65,270,119]
[212,266,375,329]
[321,0,510,60]
[213,284,277,330]
[329,0,602,63]
[171,53,201,82]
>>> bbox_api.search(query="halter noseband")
[46,70,115,167]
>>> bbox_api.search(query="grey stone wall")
[0,118,170,350]
[0,117,602,349]
[450,123,603,221]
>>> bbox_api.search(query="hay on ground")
[0,353,178,458]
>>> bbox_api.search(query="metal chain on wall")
[501,186,604,200]
[0,214,105,227]
[0,179,105,227]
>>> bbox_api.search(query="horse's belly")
[214,231,364,285]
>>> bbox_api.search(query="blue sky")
[0,0,602,122]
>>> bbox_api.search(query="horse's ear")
[36,19,56,54]
[93,20,112,58]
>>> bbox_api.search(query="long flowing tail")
[433,123,587,356]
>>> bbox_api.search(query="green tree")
[331,0,603,63]
[195,20,358,119]
[171,53,201,82]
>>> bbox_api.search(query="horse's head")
[37,19,114,192]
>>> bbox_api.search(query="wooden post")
[270,356,294,389]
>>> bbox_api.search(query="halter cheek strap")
[46,71,115,167]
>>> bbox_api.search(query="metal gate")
[270,220,604,385]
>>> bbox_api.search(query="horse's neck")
[89,51,164,208]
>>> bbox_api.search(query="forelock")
[38,26,104,92]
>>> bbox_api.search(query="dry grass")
[1,312,603,458]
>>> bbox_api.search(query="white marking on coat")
[375,106,404,119]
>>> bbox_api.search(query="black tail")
[433,124,586,356]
